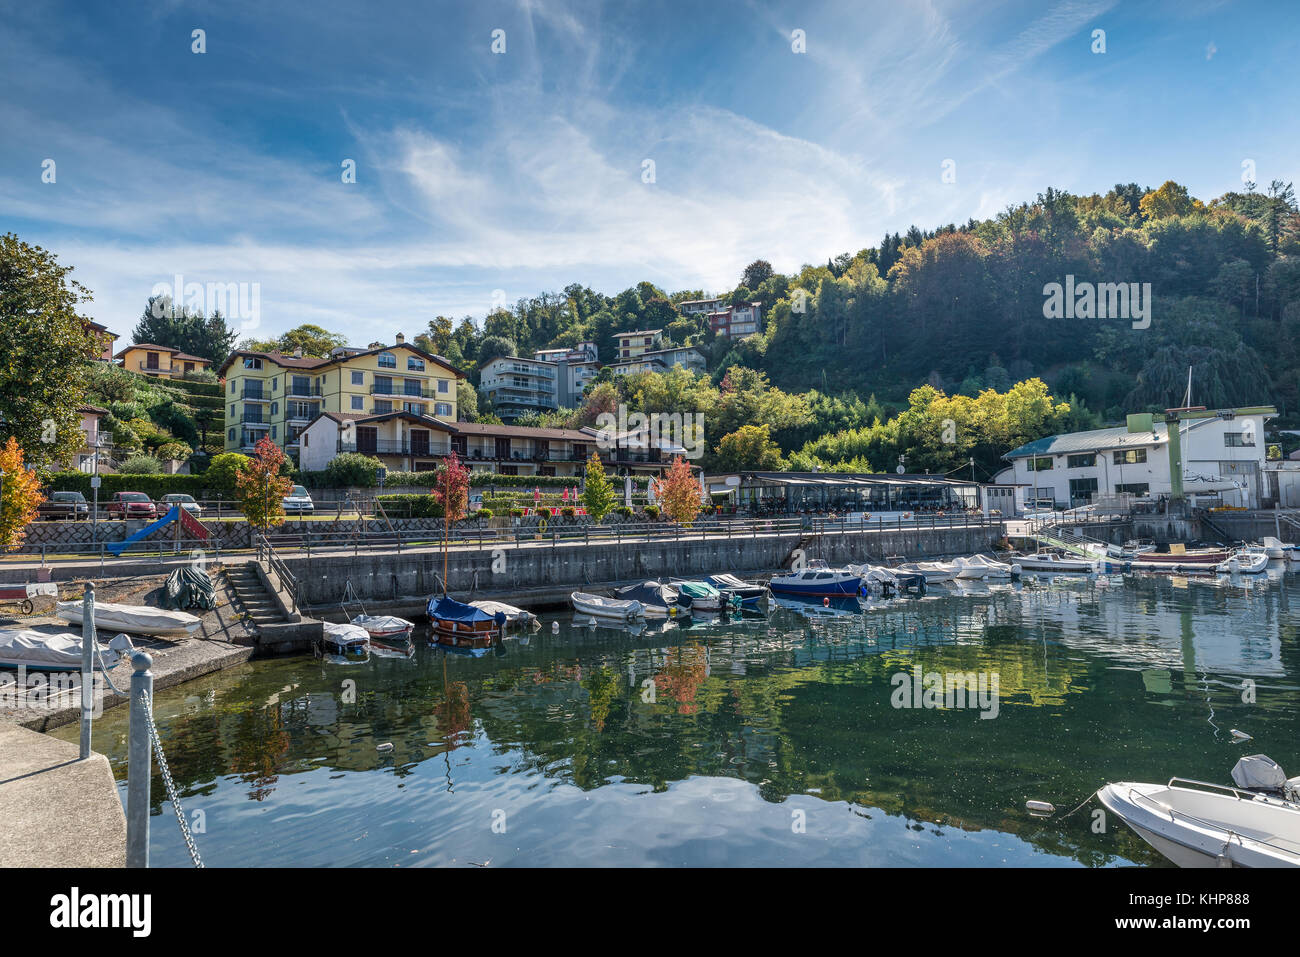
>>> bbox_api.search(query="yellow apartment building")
[216,337,463,458]
[116,343,214,379]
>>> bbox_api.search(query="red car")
[108,491,158,520]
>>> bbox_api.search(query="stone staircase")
[226,561,293,627]
[224,561,322,654]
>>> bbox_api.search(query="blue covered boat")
[768,565,866,598]
[427,596,506,650]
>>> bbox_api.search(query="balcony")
[371,385,441,399]
[337,440,453,456]
[240,414,270,427]
[242,387,271,402]
[137,361,175,375]
[285,404,320,423]
[286,383,322,397]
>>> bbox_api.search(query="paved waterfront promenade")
[0,725,125,867]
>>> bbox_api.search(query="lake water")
[59,569,1300,867]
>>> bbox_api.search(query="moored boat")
[1098,757,1300,868]
[768,566,866,597]
[351,614,415,640]
[1132,546,1230,564]
[56,600,202,638]
[1216,551,1270,574]
[427,596,506,649]
[704,573,770,608]
[954,554,1020,579]
[571,592,645,620]
[671,580,726,611]
[469,600,537,629]
[320,621,370,659]
[893,561,959,584]
[613,581,681,617]
[1014,551,1098,573]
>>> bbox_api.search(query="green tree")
[581,452,617,522]
[713,424,784,471]
[206,452,251,494]
[0,234,100,471]
[324,452,384,487]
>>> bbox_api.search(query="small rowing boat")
[571,592,645,620]
[1216,551,1269,574]
[351,614,415,640]
[56,600,202,638]
[1014,552,1098,573]
[320,621,370,659]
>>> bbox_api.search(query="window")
[270,402,278,415]
[1225,432,1255,447]
[435,402,452,417]
[229,380,236,393]
[1115,482,1149,495]
[303,434,309,447]
[351,395,364,410]
[272,377,278,390]
[1113,449,1147,465]
[1028,457,1053,471]
[243,357,262,370]
[378,352,396,368]
[407,357,424,371]
[272,426,277,439]
[1067,453,1096,468]
[352,370,364,385]
[374,375,392,395]
[230,403,235,416]
[374,400,392,413]
[438,379,449,393]
[228,428,235,441]
[1069,478,1098,501]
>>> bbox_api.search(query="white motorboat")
[320,621,370,657]
[953,554,1020,579]
[1099,779,1300,868]
[1216,551,1269,574]
[469,600,538,629]
[571,592,645,620]
[57,600,202,638]
[1255,537,1288,560]
[1014,551,1097,573]
[351,614,415,640]
[0,630,134,672]
[893,561,959,583]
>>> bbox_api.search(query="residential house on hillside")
[608,345,706,377]
[116,343,213,379]
[676,297,726,316]
[708,302,762,339]
[84,321,118,361]
[533,342,600,408]
[614,329,662,360]
[216,334,462,458]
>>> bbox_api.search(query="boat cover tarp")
[1232,754,1288,791]
[428,596,505,625]
[0,630,130,670]
[160,566,217,611]
[469,600,534,624]
[321,621,370,646]
[57,600,202,637]
[675,581,720,599]
[615,582,679,607]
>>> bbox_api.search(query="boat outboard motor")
[1230,754,1288,795]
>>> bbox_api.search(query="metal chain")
[141,689,204,868]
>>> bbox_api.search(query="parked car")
[160,493,203,517]
[107,491,158,520]
[468,491,484,513]
[37,490,89,521]
[283,485,315,514]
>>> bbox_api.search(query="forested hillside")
[422,180,1299,428]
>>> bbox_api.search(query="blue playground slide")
[105,505,182,556]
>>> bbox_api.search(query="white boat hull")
[1098,782,1300,868]
[571,592,645,620]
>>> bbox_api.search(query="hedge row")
[296,470,652,490]
[46,472,214,497]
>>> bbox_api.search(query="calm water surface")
[59,569,1300,867]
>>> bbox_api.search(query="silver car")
[283,485,315,514]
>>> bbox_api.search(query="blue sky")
[3,0,1296,347]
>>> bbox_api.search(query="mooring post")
[126,650,154,869]
[80,582,95,760]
